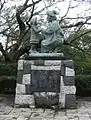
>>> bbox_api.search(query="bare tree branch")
[60,0,71,22]
[0,0,6,11]
[61,21,84,28]
[65,41,91,55]
[69,30,91,43]
[33,1,61,16]
[61,19,91,29]
[16,0,42,15]
[0,20,17,34]
[24,0,29,6]
[64,16,91,20]
[26,0,35,26]
[0,42,11,61]
[68,16,91,43]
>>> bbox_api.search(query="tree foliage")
[0,0,91,62]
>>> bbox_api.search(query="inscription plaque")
[31,70,60,92]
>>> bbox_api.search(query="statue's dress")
[41,20,64,53]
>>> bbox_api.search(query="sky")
[4,0,91,26]
[4,0,91,17]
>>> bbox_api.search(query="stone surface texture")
[0,95,91,120]
[15,53,76,108]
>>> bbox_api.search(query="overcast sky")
[5,0,91,18]
[4,0,91,29]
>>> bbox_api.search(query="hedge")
[0,63,91,96]
[76,75,91,96]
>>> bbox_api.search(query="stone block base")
[15,53,76,108]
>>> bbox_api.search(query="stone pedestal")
[15,53,76,108]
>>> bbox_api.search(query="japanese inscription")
[31,70,60,92]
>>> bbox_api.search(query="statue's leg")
[41,40,46,53]
[41,43,44,53]
[41,43,49,53]
[41,40,52,53]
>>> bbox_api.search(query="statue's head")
[46,10,57,22]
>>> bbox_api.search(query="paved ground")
[0,95,91,120]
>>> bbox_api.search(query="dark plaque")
[31,70,60,92]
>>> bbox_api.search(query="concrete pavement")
[0,95,91,120]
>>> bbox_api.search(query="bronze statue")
[41,10,64,53]
[29,17,41,53]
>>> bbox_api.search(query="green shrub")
[76,75,91,96]
[0,76,16,94]
[0,63,17,76]
[75,61,91,75]
[0,62,17,94]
